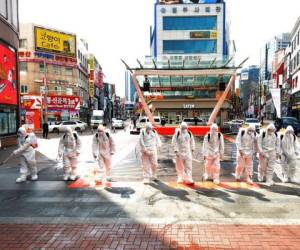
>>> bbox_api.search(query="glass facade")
[163,40,217,54]
[163,16,217,31]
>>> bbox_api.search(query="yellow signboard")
[35,27,76,57]
[89,81,94,97]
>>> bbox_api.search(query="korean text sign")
[35,27,76,58]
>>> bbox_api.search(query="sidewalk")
[0,224,299,249]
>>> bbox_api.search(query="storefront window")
[0,108,17,135]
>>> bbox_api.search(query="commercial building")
[19,23,93,128]
[135,0,233,125]
[125,71,136,115]
[77,39,89,123]
[259,33,290,120]
[0,0,19,146]
[239,66,260,118]
[290,17,300,119]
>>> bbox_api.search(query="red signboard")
[0,44,17,105]
[46,96,80,110]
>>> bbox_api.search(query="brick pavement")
[0,224,300,249]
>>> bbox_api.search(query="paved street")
[0,132,300,249]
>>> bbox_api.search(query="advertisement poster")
[25,111,35,129]
[0,43,17,105]
[35,27,76,58]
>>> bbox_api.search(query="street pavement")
[1,130,300,249]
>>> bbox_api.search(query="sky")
[19,0,299,96]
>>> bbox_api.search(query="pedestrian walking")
[279,126,299,183]
[58,127,82,181]
[42,121,49,139]
[202,123,224,185]
[257,123,280,186]
[139,122,161,184]
[172,122,195,185]
[92,125,116,183]
[235,124,257,184]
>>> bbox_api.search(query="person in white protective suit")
[202,123,224,185]
[172,122,195,184]
[257,123,280,185]
[279,126,299,183]
[235,124,257,184]
[92,125,116,182]
[14,127,38,183]
[58,127,81,181]
[139,122,162,184]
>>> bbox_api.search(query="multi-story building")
[124,71,136,116]
[260,33,290,120]
[239,66,260,118]
[77,39,89,123]
[138,0,233,124]
[19,23,83,128]
[0,0,19,146]
[290,17,300,119]
[88,54,104,113]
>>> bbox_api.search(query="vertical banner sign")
[270,88,281,118]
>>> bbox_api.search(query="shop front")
[149,99,231,125]
[21,95,81,128]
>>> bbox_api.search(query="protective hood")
[145,122,153,130]
[64,127,73,135]
[266,123,276,132]
[285,125,294,134]
[210,123,218,134]
[17,127,27,137]
[97,125,105,132]
[180,122,188,130]
[246,124,256,133]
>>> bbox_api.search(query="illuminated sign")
[0,43,17,105]
[89,81,94,97]
[190,31,217,39]
[35,27,76,58]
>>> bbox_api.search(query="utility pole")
[43,60,48,123]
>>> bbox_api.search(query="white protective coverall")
[139,122,162,183]
[202,124,225,184]
[92,125,116,182]
[14,127,38,183]
[172,122,195,184]
[58,127,81,181]
[235,125,257,183]
[280,126,299,183]
[257,123,280,185]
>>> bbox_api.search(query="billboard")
[0,43,17,105]
[35,27,76,58]
[190,31,217,39]
[46,96,80,110]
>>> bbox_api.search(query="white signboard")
[270,88,281,118]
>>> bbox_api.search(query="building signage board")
[270,88,281,118]
[46,96,80,110]
[190,31,217,39]
[89,81,94,97]
[0,43,17,105]
[35,27,76,58]
[22,96,42,109]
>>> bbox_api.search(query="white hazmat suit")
[203,124,224,184]
[14,127,38,183]
[257,123,280,185]
[172,122,195,184]
[279,126,299,183]
[139,122,162,184]
[235,125,257,184]
[58,127,81,181]
[92,125,116,182]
